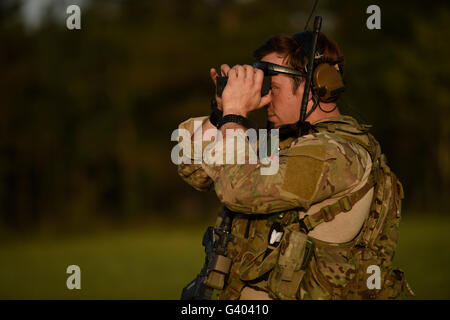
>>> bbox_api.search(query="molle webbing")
[298,179,374,233]
[315,121,381,162]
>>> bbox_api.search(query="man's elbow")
[177,164,213,192]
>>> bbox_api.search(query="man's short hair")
[253,33,344,95]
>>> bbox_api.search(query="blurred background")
[0,0,449,299]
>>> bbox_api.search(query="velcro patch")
[282,155,325,201]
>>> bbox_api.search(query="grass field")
[1,215,449,299]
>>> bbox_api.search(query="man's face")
[261,52,305,128]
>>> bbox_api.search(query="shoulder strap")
[298,177,375,234]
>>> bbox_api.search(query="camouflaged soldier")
[177,33,414,300]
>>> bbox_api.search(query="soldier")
[177,31,413,300]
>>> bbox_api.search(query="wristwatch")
[217,114,255,129]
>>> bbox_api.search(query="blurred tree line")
[0,0,448,231]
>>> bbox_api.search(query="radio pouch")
[268,226,315,300]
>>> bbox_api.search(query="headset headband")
[253,61,306,77]
[292,31,345,74]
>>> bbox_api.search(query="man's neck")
[307,102,340,124]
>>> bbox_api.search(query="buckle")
[339,197,352,212]
[321,206,335,222]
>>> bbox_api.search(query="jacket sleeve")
[176,116,216,192]
[201,130,370,214]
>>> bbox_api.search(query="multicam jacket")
[177,114,413,300]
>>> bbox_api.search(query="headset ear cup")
[316,87,327,98]
[313,63,345,102]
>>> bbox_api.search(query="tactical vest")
[213,119,414,300]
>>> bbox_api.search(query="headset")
[261,0,346,137]
[253,43,345,105]
[292,30,345,104]
[214,1,345,137]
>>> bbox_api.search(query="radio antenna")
[304,0,319,30]
[298,16,322,136]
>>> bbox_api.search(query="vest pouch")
[268,227,315,300]
[238,245,280,281]
[237,219,280,281]
[376,268,415,299]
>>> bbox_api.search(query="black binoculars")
[216,76,271,98]
[215,61,305,98]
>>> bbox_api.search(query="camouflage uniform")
[177,114,414,300]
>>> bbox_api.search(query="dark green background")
[0,0,448,299]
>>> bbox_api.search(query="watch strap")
[218,114,256,129]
